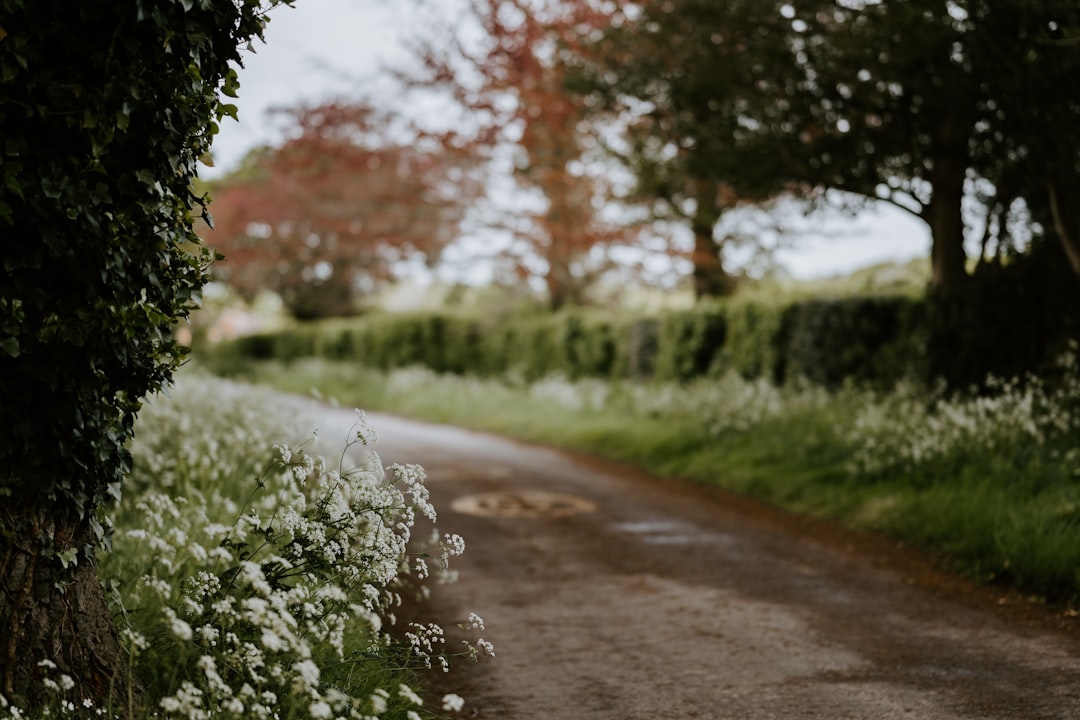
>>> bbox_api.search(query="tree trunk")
[0,501,141,714]
[545,259,580,311]
[544,227,587,311]
[690,221,735,299]
[1048,181,1080,278]
[926,111,970,295]
[690,179,735,299]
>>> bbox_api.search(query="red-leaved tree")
[206,102,480,318]
[405,0,641,309]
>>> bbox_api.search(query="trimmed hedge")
[652,304,727,381]
[780,297,926,388]
[201,236,1080,389]
[204,295,940,389]
[721,300,788,382]
[214,224,1080,381]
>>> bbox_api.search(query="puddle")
[614,519,736,547]
[614,520,686,534]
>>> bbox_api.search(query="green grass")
[204,355,1080,608]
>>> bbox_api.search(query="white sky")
[208,0,932,281]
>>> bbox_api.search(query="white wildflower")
[293,659,321,691]
[260,628,287,653]
[121,628,149,652]
[369,689,389,715]
[398,684,423,706]
[309,700,333,719]
[442,694,465,712]
[353,409,379,445]
[164,607,193,641]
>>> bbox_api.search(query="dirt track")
[302,398,1080,719]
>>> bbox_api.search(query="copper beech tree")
[406,0,639,309]
[206,102,479,318]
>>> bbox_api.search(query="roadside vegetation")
[8,373,484,719]
[201,347,1080,608]
[8,0,1076,716]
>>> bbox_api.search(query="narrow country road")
[295,396,1080,719]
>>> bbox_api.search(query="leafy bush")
[613,317,660,380]
[926,243,1080,388]
[561,312,618,379]
[652,305,726,382]
[781,296,925,388]
[719,301,788,381]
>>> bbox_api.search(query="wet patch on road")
[613,519,739,547]
[451,490,597,518]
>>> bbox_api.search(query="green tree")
[965,1,1080,276]
[583,0,1080,296]
[572,0,819,298]
[0,0,285,710]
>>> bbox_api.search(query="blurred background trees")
[403,0,646,310]
[206,102,479,318]
[199,0,1079,337]
[578,0,1080,297]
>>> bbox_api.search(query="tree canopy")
[579,0,1080,295]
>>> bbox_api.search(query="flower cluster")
[79,374,490,719]
[847,350,1080,480]
[525,369,829,438]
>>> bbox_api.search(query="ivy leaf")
[57,547,79,570]
[222,68,240,98]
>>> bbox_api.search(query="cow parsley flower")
[442,693,466,712]
[398,684,423,706]
[353,409,379,445]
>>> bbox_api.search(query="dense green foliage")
[576,0,1080,295]
[0,0,279,554]
[927,243,1080,387]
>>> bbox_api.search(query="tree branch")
[1048,181,1080,277]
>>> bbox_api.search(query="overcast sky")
[207,0,931,280]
